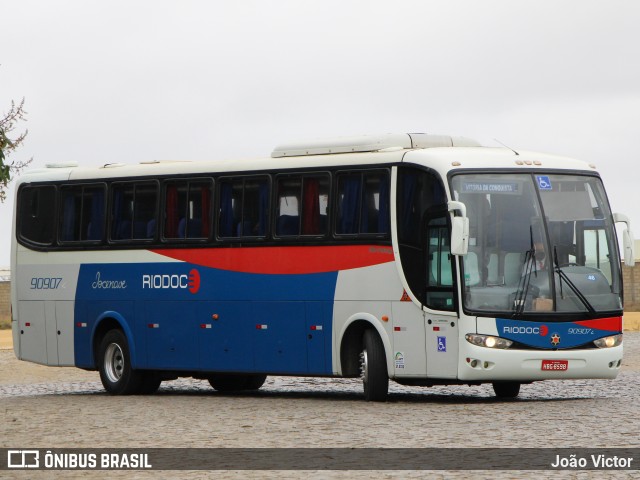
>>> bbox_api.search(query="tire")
[98,329,142,395]
[208,374,258,392]
[138,372,162,395]
[492,381,520,398]
[360,329,389,402]
[244,374,267,390]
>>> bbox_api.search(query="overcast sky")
[2,0,639,267]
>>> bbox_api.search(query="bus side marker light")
[381,316,389,322]
[393,327,406,332]
[25,323,31,327]
[256,324,268,330]
[212,314,219,320]
[200,324,212,329]
[76,322,87,328]
[310,325,323,331]
[147,323,159,329]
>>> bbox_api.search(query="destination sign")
[461,181,521,194]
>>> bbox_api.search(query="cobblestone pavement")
[1,333,639,479]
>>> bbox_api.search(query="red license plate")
[541,360,569,371]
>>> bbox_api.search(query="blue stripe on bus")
[495,318,619,349]
[74,263,337,374]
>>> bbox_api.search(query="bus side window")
[218,176,269,239]
[582,222,613,284]
[275,174,329,237]
[164,179,212,240]
[60,185,106,242]
[111,182,158,241]
[18,185,56,245]
[336,170,389,236]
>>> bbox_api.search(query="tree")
[0,98,32,202]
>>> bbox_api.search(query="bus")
[10,133,635,401]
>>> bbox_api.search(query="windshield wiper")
[513,227,537,316]
[553,246,596,314]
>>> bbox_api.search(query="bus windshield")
[451,172,623,317]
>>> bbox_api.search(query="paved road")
[1,333,639,479]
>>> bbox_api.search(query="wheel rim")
[104,343,124,383]
[360,349,369,387]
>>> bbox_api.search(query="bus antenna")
[494,139,519,156]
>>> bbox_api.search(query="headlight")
[593,334,623,349]
[465,334,513,349]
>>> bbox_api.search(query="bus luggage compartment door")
[251,302,307,374]
[198,302,255,372]
[17,301,48,365]
[145,301,199,370]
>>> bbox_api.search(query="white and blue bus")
[10,133,635,400]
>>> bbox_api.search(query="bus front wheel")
[138,372,162,395]
[360,329,389,402]
[98,329,142,395]
[492,381,520,398]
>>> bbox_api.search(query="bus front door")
[424,214,458,379]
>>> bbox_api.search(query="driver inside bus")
[533,241,547,270]
[525,241,554,311]
[522,241,547,275]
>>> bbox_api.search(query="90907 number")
[30,277,63,289]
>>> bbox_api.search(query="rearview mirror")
[613,213,635,267]
[448,201,469,256]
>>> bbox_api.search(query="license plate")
[541,360,569,371]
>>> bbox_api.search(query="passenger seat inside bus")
[178,218,203,238]
[146,219,156,238]
[277,215,299,236]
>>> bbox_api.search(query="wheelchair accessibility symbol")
[437,336,447,352]
[536,175,552,190]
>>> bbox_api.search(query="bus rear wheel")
[244,374,267,390]
[360,329,389,402]
[492,381,520,398]
[98,329,142,395]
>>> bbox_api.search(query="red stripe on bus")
[151,245,394,275]
[574,317,622,331]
